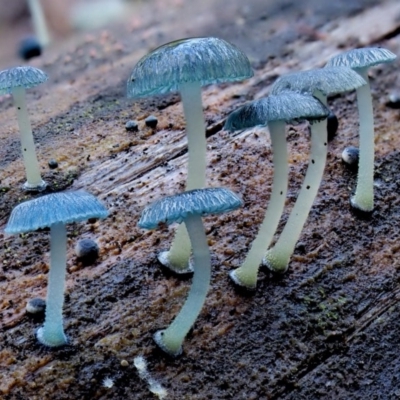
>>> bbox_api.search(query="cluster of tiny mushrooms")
[1,35,396,356]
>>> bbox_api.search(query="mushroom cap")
[326,47,397,70]
[0,66,48,95]
[127,37,253,98]
[139,187,242,229]
[270,67,366,97]
[5,191,108,234]
[224,92,330,132]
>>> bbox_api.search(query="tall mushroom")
[225,92,330,290]
[326,47,397,212]
[128,37,253,274]
[0,66,48,191]
[139,187,242,356]
[5,191,108,347]
[264,67,366,273]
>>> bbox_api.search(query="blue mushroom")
[0,66,48,191]
[139,187,242,356]
[225,92,330,289]
[326,47,397,212]
[5,191,108,347]
[128,37,253,274]
[264,67,366,273]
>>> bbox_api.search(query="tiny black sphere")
[26,298,46,314]
[327,111,339,141]
[75,239,100,265]
[386,92,400,109]
[125,120,139,132]
[341,146,359,169]
[18,36,42,61]
[48,159,58,169]
[145,115,158,129]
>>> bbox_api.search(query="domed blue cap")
[224,92,330,132]
[127,37,253,98]
[326,47,396,70]
[5,191,108,234]
[139,187,242,229]
[0,66,48,95]
[271,67,366,97]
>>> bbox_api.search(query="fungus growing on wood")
[225,92,329,290]
[128,37,253,274]
[5,191,108,347]
[139,187,242,356]
[0,66,48,191]
[264,67,366,273]
[326,47,397,212]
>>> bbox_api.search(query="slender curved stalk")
[351,68,374,212]
[160,82,206,273]
[154,214,211,356]
[229,120,288,289]
[27,0,50,47]
[12,86,46,191]
[36,222,68,347]
[264,117,328,273]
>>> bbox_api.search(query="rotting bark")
[1,0,400,398]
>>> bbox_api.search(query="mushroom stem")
[161,81,206,273]
[264,105,328,273]
[229,120,288,289]
[154,214,211,356]
[12,86,46,191]
[27,0,50,47]
[180,81,207,190]
[351,68,375,212]
[157,224,192,273]
[36,222,68,347]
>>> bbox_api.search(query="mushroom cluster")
[225,92,331,289]
[139,187,242,356]
[2,37,397,359]
[263,67,367,273]
[128,37,253,274]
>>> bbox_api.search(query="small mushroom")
[265,67,366,273]
[0,66,48,191]
[5,191,108,347]
[326,47,397,212]
[128,37,253,274]
[139,187,242,356]
[224,92,329,289]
